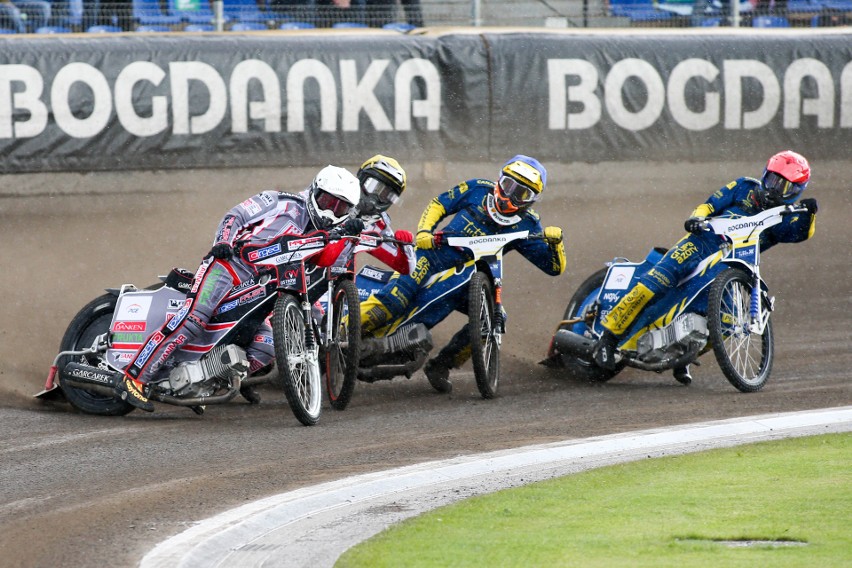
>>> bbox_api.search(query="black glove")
[209,242,233,260]
[341,217,365,236]
[800,198,818,215]
[684,217,705,235]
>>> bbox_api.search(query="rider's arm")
[689,177,755,219]
[314,239,350,267]
[417,180,481,234]
[764,210,816,247]
[367,214,416,275]
[515,214,566,276]
[214,191,280,245]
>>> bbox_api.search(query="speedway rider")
[348,154,416,275]
[115,165,365,412]
[359,155,567,390]
[592,150,819,384]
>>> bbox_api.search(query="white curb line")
[142,406,852,568]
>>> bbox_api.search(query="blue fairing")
[574,247,725,341]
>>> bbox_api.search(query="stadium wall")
[1,29,851,174]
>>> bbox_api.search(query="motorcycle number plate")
[604,266,635,290]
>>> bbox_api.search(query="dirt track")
[0,161,849,568]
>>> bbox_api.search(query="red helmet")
[760,150,810,206]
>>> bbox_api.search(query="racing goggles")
[762,171,806,203]
[362,176,401,208]
[498,174,540,207]
[314,188,354,221]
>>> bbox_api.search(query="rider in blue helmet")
[359,155,567,391]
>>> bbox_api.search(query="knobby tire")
[325,279,361,410]
[468,271,500,399]
[272,293,322,425]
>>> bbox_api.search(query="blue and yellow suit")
[361,178,566,366]
[602,177,817,336]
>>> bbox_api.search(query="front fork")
[494,277,506,337]
[748,272,774,334]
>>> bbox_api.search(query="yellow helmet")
[357,154,407,216]
[495,155,547,214]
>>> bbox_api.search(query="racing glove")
[394,229,414,245]
[684,217,706,235]
[416,230,434,250]
[209,242,233,260]
[341,218,365,236]
[543,226,563,245]
[800,198,818,215]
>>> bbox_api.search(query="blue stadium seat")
[752,15,790,26]
[168,0,217,24]
[135,23,171,31]
[609,0,674,23]
[35,24,72,32]
[229,21,266,30]
[278,20,313,29]
[183,22,215,30]
[223,0,267,23]
[87,24,122,32]
[132,0,182,26]
[786,0,824,12]
[698,16,723,26]
[0,27,17,33]
[332,21,367,28]
[382,21,414,32]
[0,3,25,33]
[821,0,852,10]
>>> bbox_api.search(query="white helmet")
[307,165,360,230]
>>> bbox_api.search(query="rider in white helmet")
[116,165,363,412]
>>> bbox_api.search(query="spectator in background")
[753,0,788,19]
[363,0,423,27]
[315,0,364,27]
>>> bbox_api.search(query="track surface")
[1,161,849,568]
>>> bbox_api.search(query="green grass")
[337,433,851,567]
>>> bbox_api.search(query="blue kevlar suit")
[360,178,566,367]
[601,176,817,337]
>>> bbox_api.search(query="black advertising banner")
[0,33,481,173]
[484,32,852,163]
[1,31,850,173]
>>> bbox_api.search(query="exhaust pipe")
[358,353,428,383]
[552,329,596,359]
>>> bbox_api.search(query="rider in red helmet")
[592,150,818,384]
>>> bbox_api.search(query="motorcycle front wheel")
[468,271,500,399]
[325,279,361,411]
[58,294,134,416]
[272,293,322,425]
[707,268,773,392]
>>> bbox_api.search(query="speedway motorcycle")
[355,231,541,400]
[542,204,808,392]
[39,230,363,425]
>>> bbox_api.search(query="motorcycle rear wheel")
[58,294,134,416]
[272,293,322,426]
[468,271,500,399]
[707,268,773,392]
[325,279,361,411]
[557,268,625,382]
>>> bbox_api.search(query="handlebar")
[697,203,808,233]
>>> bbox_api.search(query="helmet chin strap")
[486,193,522,226]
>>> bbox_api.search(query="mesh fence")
[0,0,848,34]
